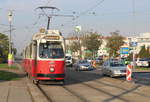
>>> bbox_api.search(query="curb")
[27,81,49,102]
[16,63,49,102]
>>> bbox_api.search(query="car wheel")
[110,73,114,78]
[102,73,106,76]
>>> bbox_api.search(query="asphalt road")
[83,67,150,86]
[37,67,150,102]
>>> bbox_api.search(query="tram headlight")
[50,68,55,72]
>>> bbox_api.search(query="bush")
[0,58,4,64]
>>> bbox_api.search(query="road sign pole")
[132,47,136,68]
[131,37,138,68]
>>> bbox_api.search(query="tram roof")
[32,29,62,40]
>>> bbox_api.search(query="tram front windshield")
[39,42,64,59]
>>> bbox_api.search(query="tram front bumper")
[36,73,65,80]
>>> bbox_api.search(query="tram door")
[32,41,37,77]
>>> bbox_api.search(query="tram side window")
[39,42,64,59]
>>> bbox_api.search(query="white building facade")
[128,32,150,54]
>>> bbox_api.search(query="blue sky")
[0,0,150,53]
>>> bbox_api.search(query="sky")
[0,0,150,53]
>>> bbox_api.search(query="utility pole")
[8,10,13,66]
[132,0,136,68]
[75,25,82,59]
[36,6,73,30]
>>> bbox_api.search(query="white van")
[65,54,73,67]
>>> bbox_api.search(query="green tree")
[138,45,149,58]
[12,48,17,55]
[106,31,125,57]
[82,32,102,57]
[0,33,9,63]
[69,41,80,53]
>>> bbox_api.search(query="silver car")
[102,59,126,77]
[73,60,94,71]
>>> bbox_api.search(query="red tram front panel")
[35,60,65,80]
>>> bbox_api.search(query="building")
[65,32,150,59]
[128,32,150,54]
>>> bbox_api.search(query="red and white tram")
[22,29,65,84]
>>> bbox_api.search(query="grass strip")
[0,70,19,81]
[0,64,18,69]
[135,66,150,70]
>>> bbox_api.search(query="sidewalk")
[0,64,49,102]
[0,78,33,102]
[0,65,33,102]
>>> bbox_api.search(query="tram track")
[33,77,150,102]
[36,83,89,102]
[62,85,90,102]
[28,68,150,102]
[94,79,150,98]
[67,70,150,100]
[36,85,53,102]
[68,77,129,102]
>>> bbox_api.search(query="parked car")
[102,59,126,77]
[73,60,94,71]
[136,58,150,67]
[87,58,95,63]
[65,54,73,67]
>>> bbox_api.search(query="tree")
[138,45,149,58]
[69,41,80,53]
[0,33,9,63]
[0,33,17,63]
[82,32,102,57]
[106,31,125,57]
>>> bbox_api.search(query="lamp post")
[8,11,13,66]
[75,25,82,59]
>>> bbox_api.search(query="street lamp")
[8,11,13,66]
[75,25,82,58]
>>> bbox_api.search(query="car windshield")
[79,60,89,64]
[110,61,125,67]
[39,42,64,59]
[65,56,71,60]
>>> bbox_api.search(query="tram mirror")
[32,41,36,46]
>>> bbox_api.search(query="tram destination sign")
[44,36,60,40]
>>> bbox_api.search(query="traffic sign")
[126,65,132,81]
[130,42,138,47]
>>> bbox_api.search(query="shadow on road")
[65,68,103,85]
[132,72,150,86]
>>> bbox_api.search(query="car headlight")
[80,66,86,69]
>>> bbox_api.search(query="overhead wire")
[60,0,106,29]
[73,0,105,21]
